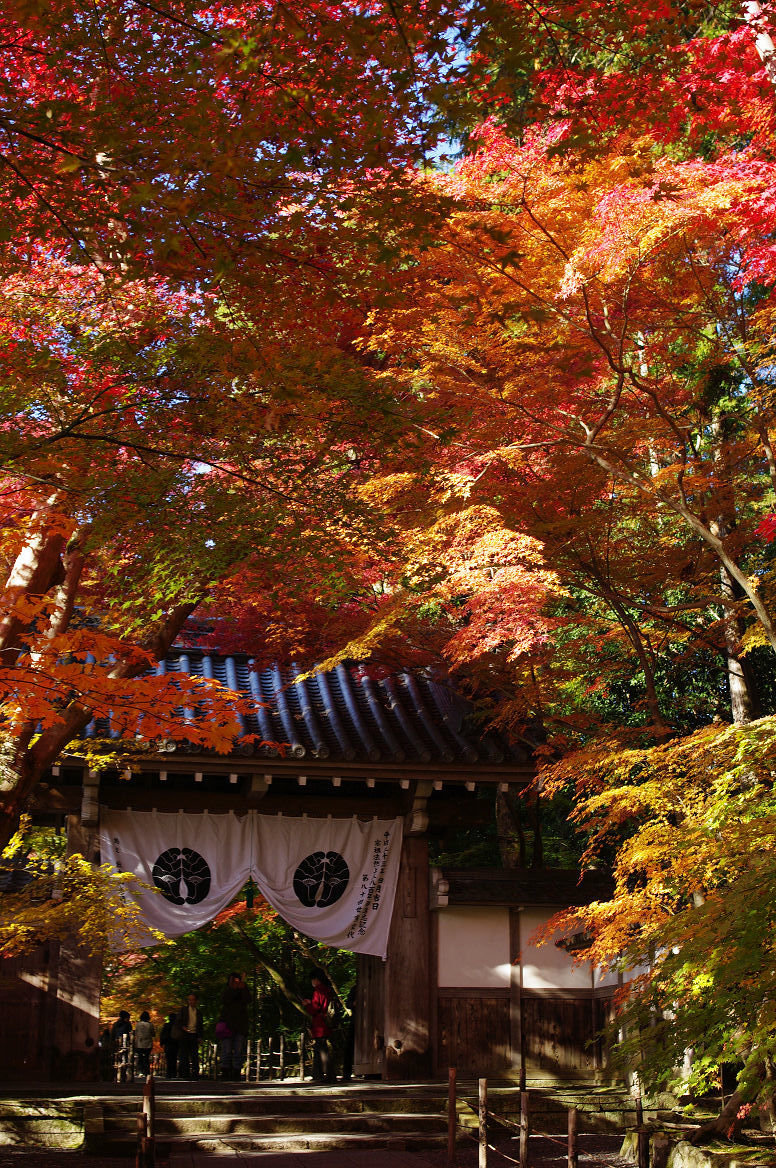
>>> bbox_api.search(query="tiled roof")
[81,650,531,767]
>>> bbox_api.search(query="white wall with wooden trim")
[437,906,511,989]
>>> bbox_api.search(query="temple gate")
[0,650,613,1082]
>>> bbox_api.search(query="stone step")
[102,1091,453,1118]
[166,1130,450,1156]
[104,1109,449,1137]
[0,1105,83,1151]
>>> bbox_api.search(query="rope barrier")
[460,1125,523,1165]
[447,1068,642,1168]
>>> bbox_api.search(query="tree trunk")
[717,561,760,725]
[496,790,527,868]
[0,499,68,667]
[707,417,760,726]
[530,790,543,868]
[690,1087,748,1144]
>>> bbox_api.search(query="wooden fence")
[447,1071,646,1168]
[104,1031,309,1083]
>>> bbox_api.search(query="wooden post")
[636,1095,649,1168]
[447,1067,457,1167]
[300,1031,306,1080]
[479,1077,488,1168]
[53,814,101,1080]
[257,1038,262,1081]
[142,1074,155,1168]
[638,1128,650,1168]
[135,1112,147,1168]
[568,1108,578,1168]
[280,1033,286,1079]
[520,1089,530,1168]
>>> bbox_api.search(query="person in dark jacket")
[110,1010,133,1082]
[177,992,204,1080]
[218,971,250,1080]
[110,1010,132,1041]
[159,1013,179,1079]
[302,968,336,1084]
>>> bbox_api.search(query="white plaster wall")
[593,964,620,988]
[437,906,511,988]
[519,907,593,991]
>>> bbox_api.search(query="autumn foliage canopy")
[2,0,776,1116]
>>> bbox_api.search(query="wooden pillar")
[51,812,102,1080]
[353,954,386,1077]
[383,835,431,1079]
[509,908,525,1084]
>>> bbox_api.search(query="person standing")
[218,971,250,1080]
[302,968,336,1084]
[177,992,204,1080]
[110,1011,132,1083]
[159,1013,179,1079]
[135,1011,155,1076]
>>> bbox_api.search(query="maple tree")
[0,0,463,846]
[542,718,776,1130]
[0,817,157,958]
[3,0,771,828]
[358,0,776,720]
[3,0,776,1119]
[326,0,776,1121]
[0,239,406,846]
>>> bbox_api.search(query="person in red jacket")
[302,968,336,1084]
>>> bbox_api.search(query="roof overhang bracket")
[81,769,100,828]
[247,774,271,801]
[407,779,433,836]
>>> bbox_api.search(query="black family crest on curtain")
[101,809,403,958]
[293,852,350,908]
[151,848,212,905]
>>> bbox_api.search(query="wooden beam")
[30,784,491,829]
[94,788,406,818]
[53,752,535,787]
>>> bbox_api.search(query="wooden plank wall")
[437,989,512,1075]
[50,941,101,1080]
[0,940,100,1078]
[522,992,609,1077]
[0,947,55,1079]
[435,988,614,1078]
